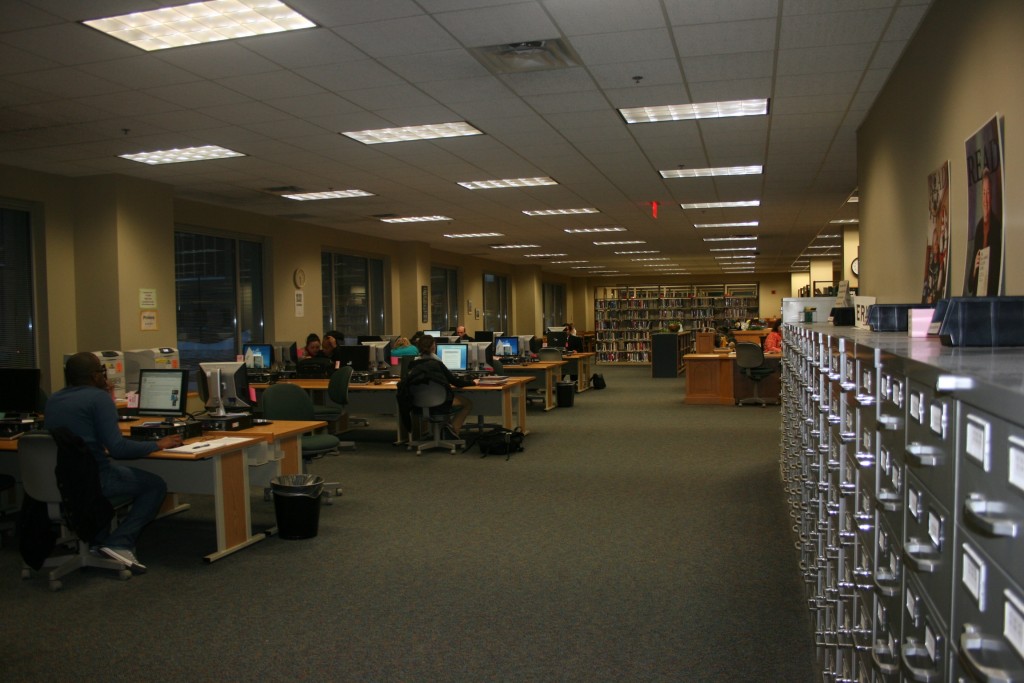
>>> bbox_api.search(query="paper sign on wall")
[139,288,157,309]
[140,310,159,330]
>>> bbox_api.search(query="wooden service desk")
[499,360,568,410]
[683,353,782,405]
[732,329,770,346]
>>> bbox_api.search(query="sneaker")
[100,546,147,575]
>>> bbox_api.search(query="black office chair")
[326,366,364,443]
[734,342,775,407]
[260,383,343,501]
[407,381,465,455]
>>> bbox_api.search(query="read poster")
[962,116,1005,296]
[922,161,950,304]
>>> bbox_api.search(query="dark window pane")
[0,207,35,367]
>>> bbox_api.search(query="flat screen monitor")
[547,331,567,348]
[137,369,189,419]
[241,343,273,369]
[357,335,383,343]
[198,361,250,415]
[334,345,371,372]
[424,330,442,338]
[436,343,468,372]
[466,341,492,371]
[494,336,519,356]
[270,340,298,366]
[566,334,585,353]
[517,335,534,353]
[361,340,389,367]
[474,330,495,342]
[0,368,41,415]
[546,326,564,333]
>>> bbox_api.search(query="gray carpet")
[0,365,816,682]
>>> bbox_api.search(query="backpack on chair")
[590,373,607,390]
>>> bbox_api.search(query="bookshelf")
[593,284,759,365]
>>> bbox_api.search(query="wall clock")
[850,258,859,277]
[293,268,306,288]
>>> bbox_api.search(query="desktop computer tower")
[124,347,180,392]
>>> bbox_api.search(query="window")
[543,282,566,330]
[481,272,509,333]
[0,205,35,367]
[431,266,459,331]
[175,231,264,377]
[322,252,385,339]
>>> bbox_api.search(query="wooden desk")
[501,360,568,410]
[683,353,782,405]
[732,329,770,346]
[560,352,596,392]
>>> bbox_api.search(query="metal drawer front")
[905,377,957,505]
[904,471,956,628]
[901,572,948,682]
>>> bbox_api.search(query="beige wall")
[858,0,1024,301]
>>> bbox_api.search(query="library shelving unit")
[593,284,759,365]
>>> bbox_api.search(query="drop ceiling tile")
[664,0,779,25]
[688,78,772,102]
[674,19,777,57]
[332,15,461,58]
[777,43,875,75]
[500,68,598,96]
[570,29,676,66]
[380,49,491,83]
[328,83,439,111]
[525,90,609,114]
[296,60,406,92]
[781,9,890,49]
[218,71,327,100]
[145,80,252,109]
[884,4,932,41]
[681,50,775,82]
[432,2,559,48]
[545,0,665,35]
[243,28,366,68]
[590,60,683,92]
[156,42,283,80]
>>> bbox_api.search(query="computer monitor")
[547,331,567,348]
[357,335,383,344]
[494,336,519,357]
[0,368,42,416]
[473,330,495,342]
[546,326,564,333]
[198,361,250,415]
[270,340,298,368]
[517,335,534,354]
[466,341,492,371]
[566,334,585,353]
[360,341,389,368]
[436,343,468,372]
[424,330,442,338]
[334,345,371,372]
[136,369,189,420]
[241,343,273,369]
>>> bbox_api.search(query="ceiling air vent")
[470,38,581,74]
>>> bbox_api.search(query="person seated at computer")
[44,352,182,575]
[401,335,476,439]
[391,336,419,357]
[453,325,471,342]
[764,320,783,354]
[322,330,342,360]
[301,333,326,359]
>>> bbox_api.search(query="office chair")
[17,432,132,590]
[326,366,365,442]
[406,381,465,455]
[260,383,344,501]
[0,474,16,547]
[537,347,563,362]
[734,342,775,407]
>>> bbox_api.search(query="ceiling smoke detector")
[471,38,581,74]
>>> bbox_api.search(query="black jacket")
[396,357,474,430]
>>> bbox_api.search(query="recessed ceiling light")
[643,263,679,267]
[550,260,587,264]
[523,208,598,216]
[119,144,245,165]
[523,253,567,258]
[817,233,841,239]
[458,177,557,190]
[380,215,451,223]
[715,255,756,260]
[572,266,606,269]
[614,250,659,255]
[490,244,540,249]
[342,121,482,145]
[680,200,760,209]
[807,245,839,250]
[282,189,374,200]
[593,240,645,246]
[563,227,626,234]
[83,0,315,51]
[444,232,504,239]
[660,165,762,178]
[631,257,670,262]
[619,98,768,124]
[709,247,757,252]
[829,218,859,224]
[692,222,757,229]
[703,236,757,242]
[847,196,860,203]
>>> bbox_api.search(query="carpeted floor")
[0,365,816,682]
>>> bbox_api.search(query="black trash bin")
[271,474,324,539]
[556,381,575,407]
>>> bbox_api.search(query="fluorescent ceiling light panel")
[490,244,540,249]
[343,121,481,145]
[614,250,659,255]
[523,253,567,258]
[631,257,669,262]
[443,232,503,239]
[563,227,626,234]
[380,215,451,223]
[643,263,678,267]
[829,218,859,224]
[619,98,768,124]
[680,200,760,209]
[847,196,860,203]
[593,240,645,246]
[709,247,757,252]
[458,177,557,190]
[715,255,755,260]
[703,236,757,242]
[282,189,373,200]
[817,233,841,239]
[550,260,587,264]
[572,266,606,269]
[660,165,762,178]
[119,145,244,165]
[694,221,759,229]
[523,208,598,216]
[807,245,839,250]
[83,1,315,52]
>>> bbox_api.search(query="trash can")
[556,381,575,407]
[270,474,324,539]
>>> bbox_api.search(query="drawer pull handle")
[964,496,1021,538]
[900,637,942,682]
[902,538,940,573]
[905,442,944,467]
[960,624,1024,683]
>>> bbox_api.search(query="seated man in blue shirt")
[45,352,182,574]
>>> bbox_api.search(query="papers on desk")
[476,376,511,384]
[163,436,253,454]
